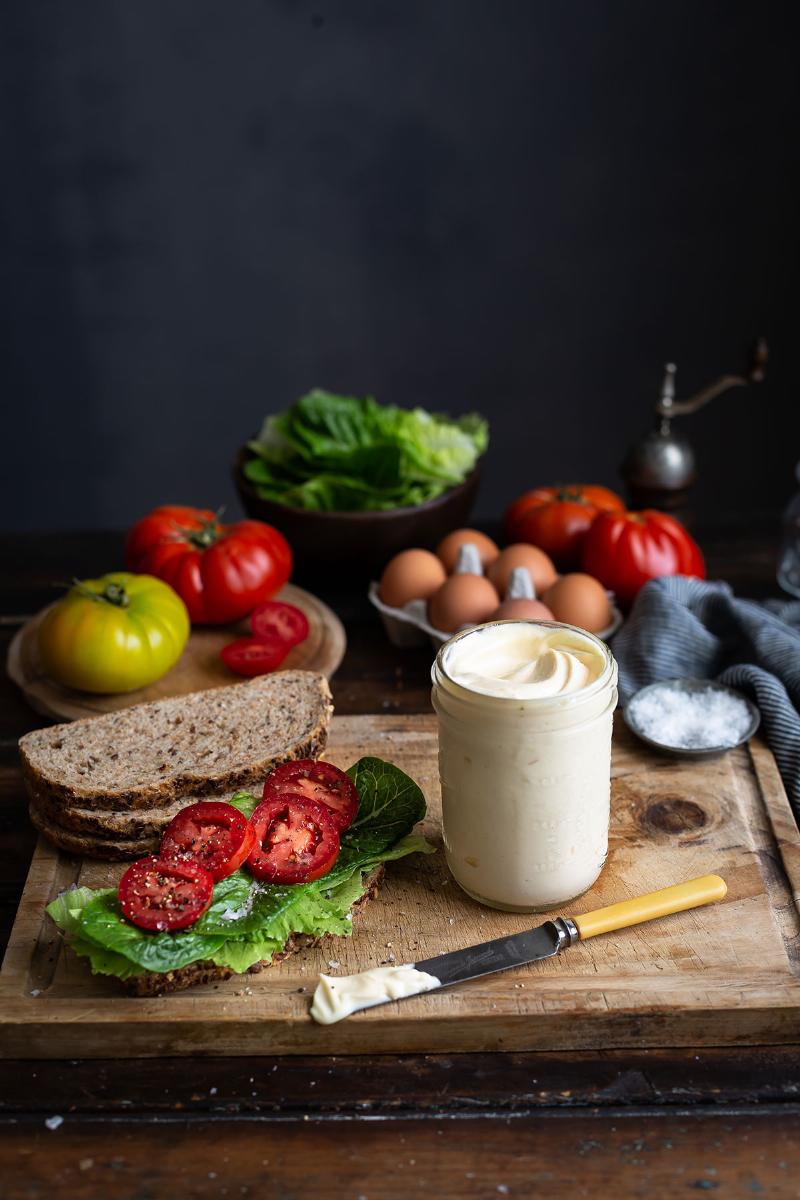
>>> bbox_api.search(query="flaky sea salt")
[220,881,262,922]
[628,685,753,750]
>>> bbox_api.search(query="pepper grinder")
[621,339,768,512]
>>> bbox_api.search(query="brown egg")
[428,575,500,633]
[379,548,447,609]
[486,544,558,596]
[542,573,612,633]
[491,598,555,622]
[436,528,499,573]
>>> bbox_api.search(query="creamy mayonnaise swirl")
[443,622,605,699]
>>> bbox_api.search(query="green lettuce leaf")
[78,893,229,972]
[244,390,488,512]
[45,885,104,938]
[228,791,259,818]
[47,757,434,980]
[208,933,285,974]
[341,757,427,858]
[66,936,146,980]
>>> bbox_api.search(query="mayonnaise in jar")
[431,620,618,911]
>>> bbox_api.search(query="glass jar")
[431,621,618,912]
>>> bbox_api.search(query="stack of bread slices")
[19,671,333,860]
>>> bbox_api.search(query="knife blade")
[413,917,575,986]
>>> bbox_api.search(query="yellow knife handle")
[573,874,727,940]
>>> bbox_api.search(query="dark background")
[2,0,798,533]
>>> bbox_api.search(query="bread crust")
[27,785,192,838]
[28,804,160,859]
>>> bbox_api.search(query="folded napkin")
[612,576,800,817]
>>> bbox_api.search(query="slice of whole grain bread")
[123,866,385,996]
[20,670,332,813]
[29,803,160,860]
[27,784,241,838]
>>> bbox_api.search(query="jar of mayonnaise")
[431,620,618,912]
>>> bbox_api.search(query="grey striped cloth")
[611,576,800,819]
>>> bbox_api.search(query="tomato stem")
[555,487,586,504]
[180,509,225,550]
[71,578,130,608]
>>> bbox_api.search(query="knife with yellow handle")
[310,875,728,1024]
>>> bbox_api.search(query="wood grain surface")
[2,712,798,1058]
[4,1108,800,1200]
[1,524,798,1200]
[6,582,345,721]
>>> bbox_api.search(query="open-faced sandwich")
[46,754,432,994]
[22,670,433,995]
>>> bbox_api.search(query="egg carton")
[368,574,623,651]
[368,582,451,648]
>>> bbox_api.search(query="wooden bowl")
[233,448,482,576]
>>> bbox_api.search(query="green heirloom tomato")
[38,573,190,694]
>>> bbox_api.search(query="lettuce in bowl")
[243,389,488,512]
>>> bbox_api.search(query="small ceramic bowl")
[234,447,482,577]
[623,678,760,760]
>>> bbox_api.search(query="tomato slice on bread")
[251,601,309,648]
[220,636,290,677]
[247,795,340,884]
[118,857,214,932]
[159,801,256,881]
[262,759,359,832]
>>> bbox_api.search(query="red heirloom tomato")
[159,801,256,881]
[118,856,214,931]
[504,485,625,570]
[581,509,705,608]
[262,760,358,831]
[126,505,292,625]
[247,795,340,884]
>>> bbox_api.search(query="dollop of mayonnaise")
[310,964,441,1025]
[443,622,605,700]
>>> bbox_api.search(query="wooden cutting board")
[1,714,799,1058]
[6,582,345,722]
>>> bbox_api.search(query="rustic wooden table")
[1,523,798,1199]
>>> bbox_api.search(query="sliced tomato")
[220,636,290,677]
[251,601,310,648]
[159,801,256,881]
[262,759,359,832]
[118,856,214,932]
[247,795,340,884]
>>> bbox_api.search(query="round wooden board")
[6,583,346,723]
